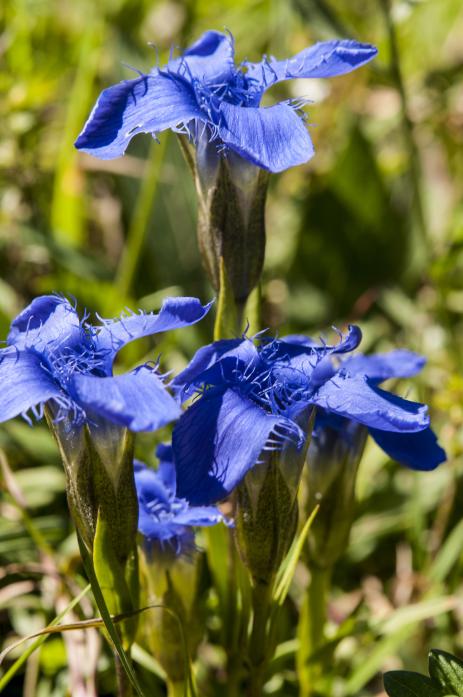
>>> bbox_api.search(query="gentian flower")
[171,329,442,507]
[0,293,211,432]
[75,31,377,303]
[0,293,212,560]
[75,30,377,173]
[135,443,231,561]
[308,347,446,472]
[303,349,445,569]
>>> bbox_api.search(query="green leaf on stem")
[383,670,450,696]
[429,650,463,696]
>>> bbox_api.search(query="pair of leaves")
[384,649,463,696]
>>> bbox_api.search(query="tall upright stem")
[297,566,331,697]
[247,581,273,697]
[167,680,186,697]
[115,653,133,697]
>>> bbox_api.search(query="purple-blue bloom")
[172,326,437,504]
[310,348,446,471]
[75,30,377,173]
[0,294,211,431]
[171,329,443,506]
[135,444,231,559]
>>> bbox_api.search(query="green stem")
[116,134,168,299]
[297,566,332,697]
[247,581,273,697]
[167,680,186,697]
[115,653,134,697]
[378,0,427,253]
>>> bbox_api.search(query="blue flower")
[310,348,446,471]
[75,30,377,173]
[171,329,443,506]
[0,294,211,431]
[135,444,231,560]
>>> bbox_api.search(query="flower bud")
[141,551,209,683]
[305,419,368,569]
[235,408,313,586]
[188,134,269,305]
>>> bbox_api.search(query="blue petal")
[135,461,171,506]
[173,506,232,527]
[75,73,203,159]
[369,427,446,471]
[155,443,177,494]
[272,325,362,365]
[342,350,425,383]
[173,388,300,505]
[217,101,314,172]
[168,30,235,83]
[312,373,430,433]
[0,348,64,422]
[7,295,82,354]
[171,338,257,399]
[138,511,186,544]
[70,365,181,431]
[245,39,377,94]
[94,297,212,372]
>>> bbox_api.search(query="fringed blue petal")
[168,30,235,83]
[369,426,446,471]
[70,365,181,431]
[217,101,314,172]
[342,350,425,383]
[171,338,258,399]
[312,373,430,433]
[245,39,378,95]
[94,296,212,371]
[75,73,203,159]
[7,295,82,355]
[0,348,64,423]
[173,387,303,505]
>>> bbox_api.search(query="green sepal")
[429,650,463,696]
[214,257,238,340]
[195,153,268,305]
[305,423,367,569]
[93,510,138,649]
[89,427,138,565]
[241,283,261,336]
[383,671,451,697]
[235,455,298,587]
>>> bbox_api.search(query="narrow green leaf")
[274,505,319,606]
[428,519,463,584]
[384,671,448,697]
[116,135,168,301]
[0,584,90,692]
[429,650,463,696]
[76,531,147,697]
[51,18,104,247]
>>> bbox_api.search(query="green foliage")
[1,0,463,695]
[384,649,463,697]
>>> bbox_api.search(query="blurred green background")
[1,0,463,695]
